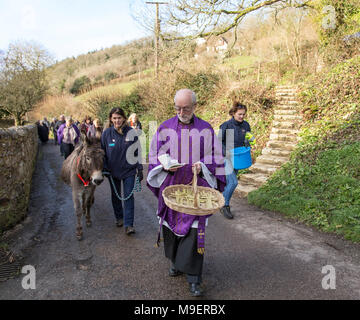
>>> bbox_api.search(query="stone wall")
[0,125,38,232]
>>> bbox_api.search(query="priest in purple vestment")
[146,88,226,297]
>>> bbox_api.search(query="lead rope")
[103,172,142,201]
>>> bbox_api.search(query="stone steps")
[276,85,296,88]
[266,140,296,150]
[276,96,299,101]
[277,100,299,105]
[236,184,259,198]
[234,84,301,198]
[271,128,299,135]
[269,133,300,142]
[239,173,268,187]
[276,88,298,92]
[275,104,299,110]
[261,147,292,157]
[255,154,290,166]
[275,92,297,97]
[250,163,280,175]
[272,121,299,129]
[274,109,299,115]
[274,114,302,121]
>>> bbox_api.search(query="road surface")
[1,141,360,300]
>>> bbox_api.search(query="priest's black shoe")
[189,283,204,297]
[169,267,183,277]
[220,206,233,219]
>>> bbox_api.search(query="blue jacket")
[101,125,143,180]
[219,117,251,157]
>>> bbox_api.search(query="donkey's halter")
[76,156,90,187]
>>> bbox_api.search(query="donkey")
[61,129,104,240]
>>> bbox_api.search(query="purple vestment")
[147,115,226,253]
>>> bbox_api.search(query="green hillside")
[48,37,154,95]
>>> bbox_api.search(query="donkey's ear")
[81,131,87,143]
[75,144,84,155]
[81,132,92,145]
[95,127,102,140]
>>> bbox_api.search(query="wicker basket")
[162,168,224,216]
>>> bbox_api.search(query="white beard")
[177,114,192,124]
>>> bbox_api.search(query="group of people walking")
[38,89,252,297]
[38,114,134,159]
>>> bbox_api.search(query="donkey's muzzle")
[93,178,104,186]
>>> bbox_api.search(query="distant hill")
[48,36,155,95]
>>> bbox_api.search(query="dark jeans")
[62,142,74,159]
[109,175,135,227]
[53,130,58,144]
[60,142,64,156]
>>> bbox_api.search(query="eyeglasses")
[174,105,193,113]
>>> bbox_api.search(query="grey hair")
[174,89,197,105]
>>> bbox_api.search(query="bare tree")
[0,41,53,126]
[162,0,312,40]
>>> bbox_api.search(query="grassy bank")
[249,138,360,241]
[248,56,360,242]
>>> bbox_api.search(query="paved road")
[1,141,360,300]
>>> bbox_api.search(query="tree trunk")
[14,114,23,127]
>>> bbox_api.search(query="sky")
[0,0,149,62]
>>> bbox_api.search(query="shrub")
[79,85,146,124]
[174,71,220,106]
[80,90,124,122]
[316,0,360,65]
[117,90,146,116]
[104,71,119,82]
[299,55,360,134]
[70,76,91,95]
[136,77,176,123]
[59,79,66,93]
[31,94,86,121]
[97,100,122,124]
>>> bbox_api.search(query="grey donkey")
[61,129,104,240]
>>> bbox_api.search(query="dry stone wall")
[0,125,38,232]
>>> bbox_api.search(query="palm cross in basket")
[162,166,224,216]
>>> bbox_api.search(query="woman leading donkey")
[101,107,143,235]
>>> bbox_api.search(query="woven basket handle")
[192,166,198,208]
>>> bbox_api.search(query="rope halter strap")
[76,156,90,187]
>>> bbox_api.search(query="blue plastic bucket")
[231,147,252,170]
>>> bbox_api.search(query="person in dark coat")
[36,120,49,143]
[50,117,58,145]
[218,102,252,219]
[101,108,143,235]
